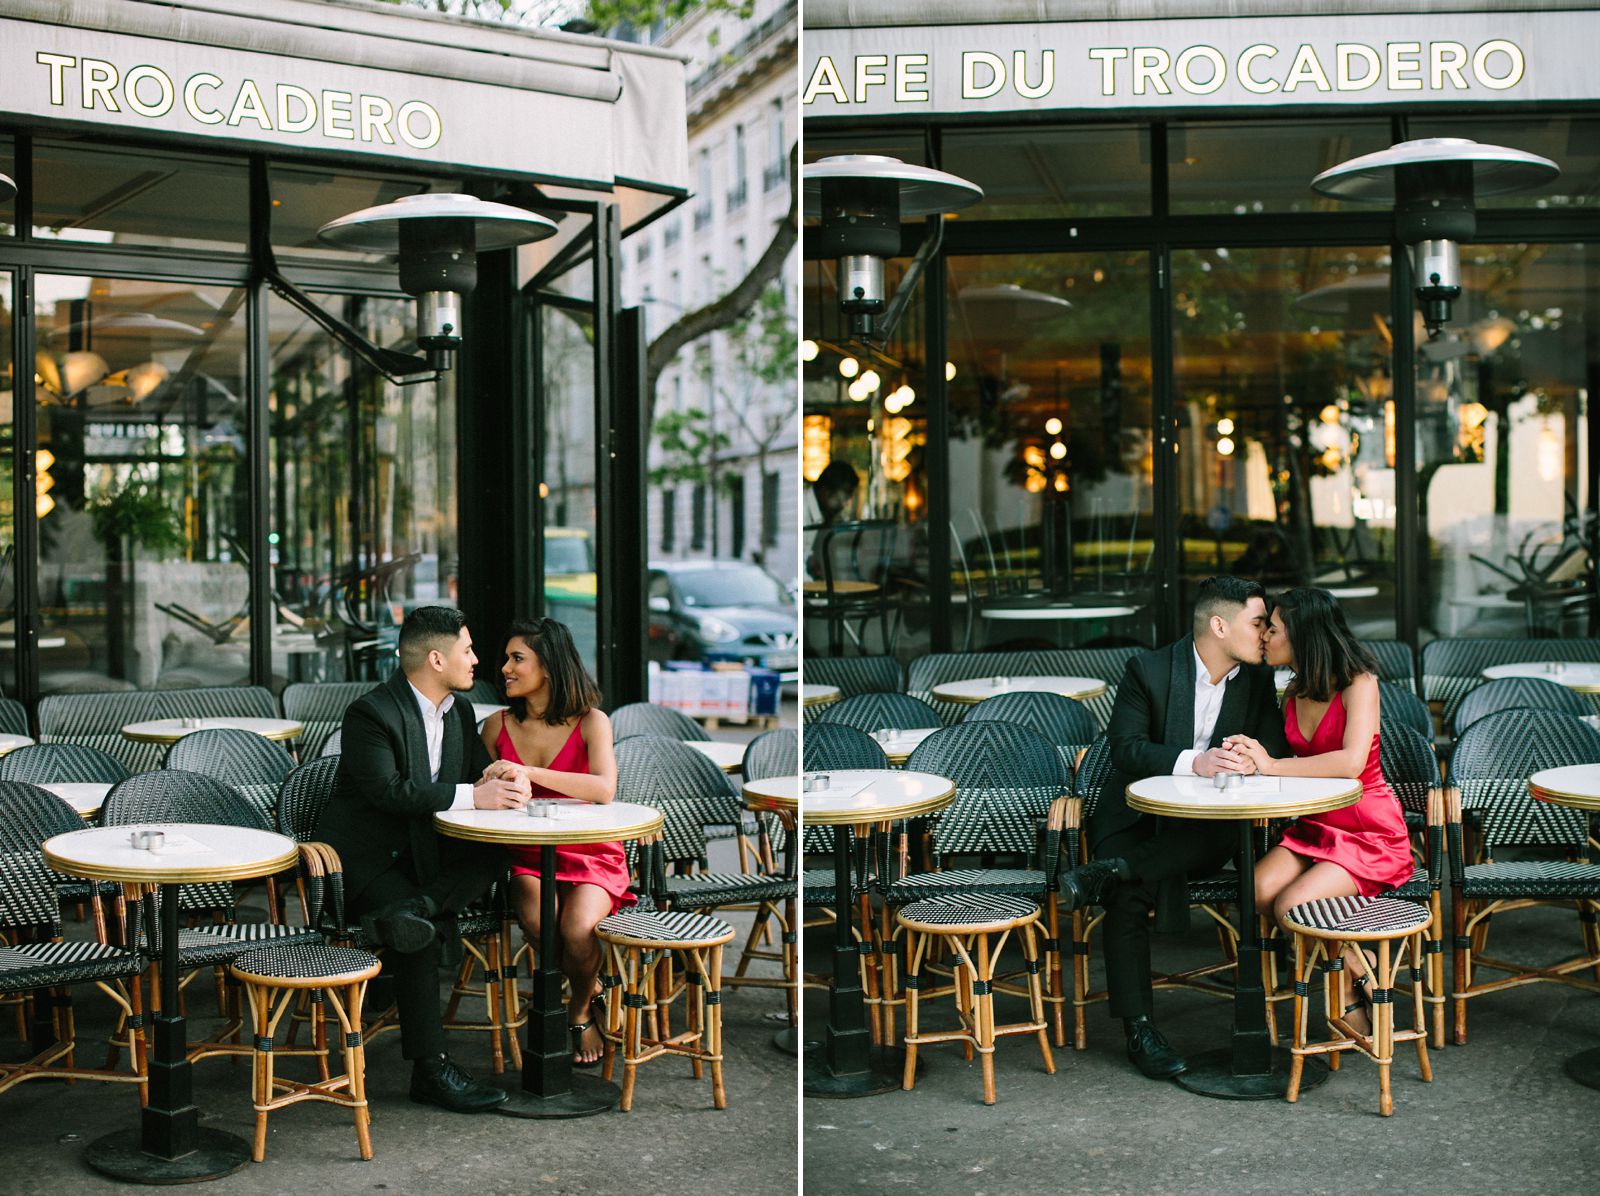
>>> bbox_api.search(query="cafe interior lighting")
[801,338,819,362]
[1311,138,1559,337]
[1049,440,1067,460]
[838,357,860,378]
[1217,417,1235,435]
[945,361,957,381]
[1045,417,1062,435]
[318,193,558,371]
[859,369,881,392]
[804,154,983,342]
[1217,436,1236,456]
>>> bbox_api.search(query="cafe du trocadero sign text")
[0,14,611,183]
[803,11,1600,116]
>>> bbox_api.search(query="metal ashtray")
[1212,772,1245,791]
[128,829,166,852]
[803,773,832,793]
[527,799,556,819]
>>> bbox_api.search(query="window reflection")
[1420,242,1594,638]
[943,124,1150,219]
[1172,246,1398,637]
[268,292,457,681]
[34,276,250,691]
[0,272,15,693]
[0,135,14,237]
[540,305,599,670]
[1168,120,1392,215]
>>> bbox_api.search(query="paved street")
[803,893,1600,1195]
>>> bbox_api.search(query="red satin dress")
[500,722,636,914]
[1275,691,1414,896]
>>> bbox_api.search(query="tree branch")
[645,143,797,422]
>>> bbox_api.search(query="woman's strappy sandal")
[569,995,607,1068]
[1329,949,1377,1042]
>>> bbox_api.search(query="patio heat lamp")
[1311,138,1558,339]
[318,193,558,370]
[803,155,982,343]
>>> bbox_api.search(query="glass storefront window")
[1420,242,1594,639]
[34,276,250,692]
[1172,245,1398,639]
[268,291,457,682]
[942,124,1150,219]
[1168,119,1393,215]
[32,140,249,251]
[0,136,15,237]
[269,164,458,262]
[1408,115,1600,210]
[803,131,925,167]
[540,304,599,672]
[0,271,15,693]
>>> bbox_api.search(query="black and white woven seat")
[896,890,1053,1105]
[1423,637,1600,716]
[0,939,144,988]
[597,907,734,947]
[0,742,131,784]
[1447,707,1600,1043]
[0,781,148,1096]
[666,871,792,908]
[1279,895,1435,1117]
[231,941,379,984]
[143,921,324,970]
[1282,895,1432,938]
[1448,675,1593,735]
[612,702,711,742]
[1185,873,1240,905]
[884,867,1050,902]
[813,692,941,735]
[897,892,1040,930]
[281,682,372,759]
[804,655,903,700]
[908,647,1135,728]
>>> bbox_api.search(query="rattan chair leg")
[1286,934,1308,1103]
[1451,886,1470,1045]
[707,945,726,1110]
[1022,925,1054,1076]
[244,982,271,1162]
[620,949,644,1113]
[976,934,997,1106]
[1410,933,1433,1084]
[783,896,799,1026]
[337,982,374,1161]
[686,947,705,1081]
[1071,906,1089,1051]
[901,932,927,1091]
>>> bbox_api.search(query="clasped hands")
[473,761,533,809]
[1193,734,1277,778]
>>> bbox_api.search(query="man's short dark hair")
[1192,575,1266,637]
[398,606,467,672]
[815,461,858,495]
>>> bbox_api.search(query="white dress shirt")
[407,682,476,810]
[1174,645,1241,775]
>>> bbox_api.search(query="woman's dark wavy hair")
[502,618,601,726]
[1274,587,1378,702]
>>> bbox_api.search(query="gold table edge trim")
[433,810,666,846]
[43,843,300,884]
[1125,779,1361,821]
[799,780,957,826]
[933,682,1108,705]
[121,721,305,744]
[1529,780,1600,810]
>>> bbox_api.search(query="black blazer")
[1090,638,1290,854]
[316,670,492,902]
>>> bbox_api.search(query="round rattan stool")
[1280,896,1434,1116]
[595,909,737,1112]
[229,943,381,1161]
[896,894,1054,1105]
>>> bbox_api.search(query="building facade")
[803,2,1600,661]
[623,0,800,585]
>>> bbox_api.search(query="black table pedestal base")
[772,1027,798,1055]
[84,1127,251,1185]
[1174,1047,1329,1100]
[803,1043,919,1098]
[494,1072,619,1118]
[1563,1047,1600,1090]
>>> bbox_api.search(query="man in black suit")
[317,606,531,1112]
[1060,576,1288,1079]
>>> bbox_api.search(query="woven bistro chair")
[908,647,1138,729]
[614,736,794,1017]
[281,682,372,760]
[38,685,280,775]
[229,942,382,1162]
[1422,638,1600,721]
[874,722,1070,1045]
[1363,639,1419,693]
[0,696,29,736]
[0,782,148,1100]
[1063,736,1258,1050]
[612,702,711,742]
[963,690,1099,775]
[596,907,737,1111]
[741,728,799,1029]
[101,770,322,1057]
[165,727,297,828]
[813,692,942,735]
[320,729,343,757]
[1281,895,1434,1117]
[1447,675,1594,736]
[273,757,518,1072]
[0,742,131,785]
[803,655,904,699]
[1445,708,1600,1044]
[898,892,1053,1105]
[742,729,797,782]
[1378,681,1434,742]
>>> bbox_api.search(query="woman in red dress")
[480,618,629,1065]
[1226,587,1413,1038]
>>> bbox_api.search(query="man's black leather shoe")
[409,1053,509,1113]
[1059,858,1130,910]
[1125,1016,1187,1079]
[360,896,440,954]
